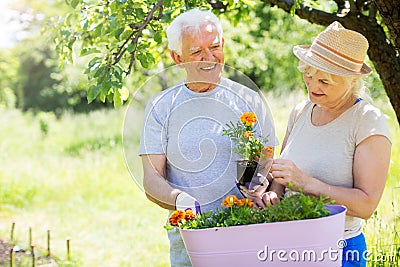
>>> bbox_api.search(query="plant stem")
[10,222,15,244]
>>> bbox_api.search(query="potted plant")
[165,191,347,266]
[222,112,274,194]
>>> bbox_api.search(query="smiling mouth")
[311,92,325,97]
[200,63,217,71]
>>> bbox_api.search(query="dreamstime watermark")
[257,239,399,263]
[257,245,341,263]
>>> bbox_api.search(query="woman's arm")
[272,135,391,219]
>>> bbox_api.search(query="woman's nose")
[305,77,314,89]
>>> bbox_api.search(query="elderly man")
[138,9,276,266]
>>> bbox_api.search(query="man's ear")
[222,37,225,48]
[170,51,183,65]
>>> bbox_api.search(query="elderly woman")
[265,22,391,267]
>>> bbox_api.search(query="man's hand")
[175,191,201,214]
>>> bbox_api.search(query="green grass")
[0,92,398,266]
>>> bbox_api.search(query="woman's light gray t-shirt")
[281,100,391,239]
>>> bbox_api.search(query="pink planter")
[180,205,346,267]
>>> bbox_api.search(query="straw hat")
[293,21,372,76]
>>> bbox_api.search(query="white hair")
[297,61,366,97]
[166,9,223,55]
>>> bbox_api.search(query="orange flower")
[244,131,253,138]
[262,146,274,158]
[222,195,239,207]
[184,209,196,221]
[240,112,257,127]
[237,198,254,207]
[168,210,185,226]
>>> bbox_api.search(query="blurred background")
[0,0,398,266]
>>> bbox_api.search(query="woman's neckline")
[310,98,363,127]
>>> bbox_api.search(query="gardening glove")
[175,191,201,214]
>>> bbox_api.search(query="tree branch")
[260,0,344,26]
[113,0,164,74]
[374,0,400,51]
[348,0,358,13]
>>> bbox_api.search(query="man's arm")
[142,154,181,210]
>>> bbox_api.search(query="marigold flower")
[240,112,257,127]
[237,199,245,207]
[168,210,185,226]
[244,131,253,138]
[262,146,274,158]
[222,195,239,207]
[184,209,196,221]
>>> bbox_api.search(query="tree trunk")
[260,0,400,125]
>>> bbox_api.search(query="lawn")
[0,91,398,266]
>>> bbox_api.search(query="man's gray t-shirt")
[138,77,276,266]
[139,77,276,212]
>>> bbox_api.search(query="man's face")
[173,23,224,89]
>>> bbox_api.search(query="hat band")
[312,50,362,74]
[311,41,364,73]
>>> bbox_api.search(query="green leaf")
[137,53,149,68]
[154,32,162,44]
[120,29,133,40]
[87,84,100,103]
[115,27,125,40]
[80,48,101,56]
[70,0,80,9]
[164,0,172,8]
[114,88,123,108]
[127,44,135,53]
[93,24,103,38]
[108,14,118,29]
[113,87,128,108]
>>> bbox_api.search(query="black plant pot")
[236,160,258,195]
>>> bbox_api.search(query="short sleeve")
[255,92,279,147]
[286,100,310,136]
[355,104,391,146]
[138,96,168,156]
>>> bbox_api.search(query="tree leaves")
[53,0,258,106]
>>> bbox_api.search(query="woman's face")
[303,69,353,107]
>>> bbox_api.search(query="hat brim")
[293,45,372,76]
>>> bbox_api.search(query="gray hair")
[166,9,223,55]
[297,61,366,98]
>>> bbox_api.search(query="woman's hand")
[240,172,281,209]
[270,159,313,192]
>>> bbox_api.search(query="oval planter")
[179,205,346,267]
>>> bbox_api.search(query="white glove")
[175,192,201,214]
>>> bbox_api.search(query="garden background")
[0,0,398,266]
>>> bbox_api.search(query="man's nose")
[202,49,215,61]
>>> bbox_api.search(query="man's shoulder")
[148,83,184,105]
[220,77,259,92]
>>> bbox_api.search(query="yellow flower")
[240,112,257,126]
[244,131,253,138]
